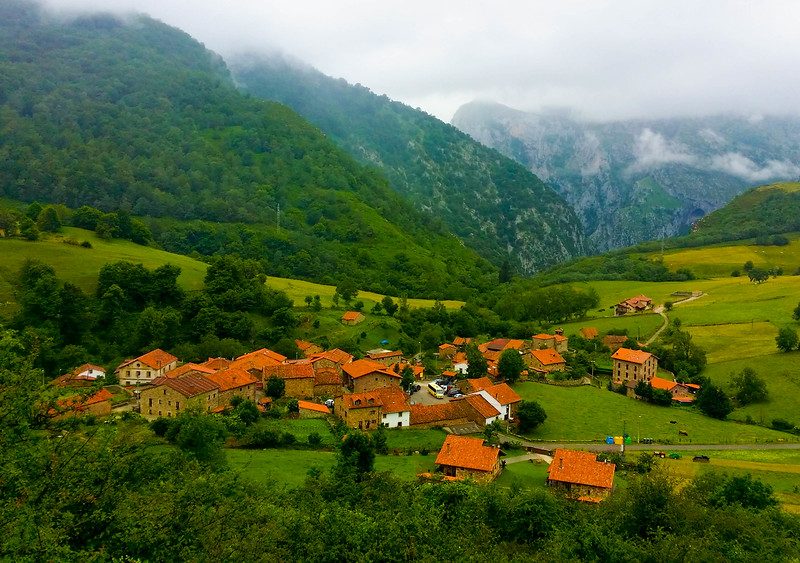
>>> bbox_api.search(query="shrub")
[772,419,796,432]
[308,432,322,446]
[150,417,172,437]
[281,432,297,446]
[80,240,92,248]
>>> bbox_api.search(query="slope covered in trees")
[0,1,495,298]
[230,55,588,275]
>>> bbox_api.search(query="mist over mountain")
[452,101,800,250]
[230,55,589,274]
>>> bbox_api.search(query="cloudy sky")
[41,0,800,122]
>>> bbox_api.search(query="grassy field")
[514,381,795,444]
[226,448,435,487]
[647,450,800,513]
[260,419,336,447]
[558,312,664,342]
[383,428,448,452]
[0,228,463,319]
[494,459,550,490]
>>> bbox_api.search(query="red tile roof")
[439,343,457,351]
[409,401,470,425]
[611,348,653,365]
[298,400,331,414]
[55,388,114,412]
[452,337,472,346]
[342,359,401,380]
[547,449,615,489]
[309,348,353,365]
[649,376,678,391]
[295,339,319,352]
[262,363,315,380]
[485,338,510,351]
[531,348,566,366]
[136,348,178,370]
[464,377,494,393]
[453,352,467,364]
[505,339,526,350]
[435,435,500,473]
[580,327,599,339]
[341,311,364,322]
[367,350,403,360]
[202,357,232,370]
[238,348,287,363]
[483,383,521,405]
[461,394,501,419]
[343,391,383,410]
[205,368,258,392]
[532,333,556,341]
[230,349,286,372]
[152,374,219,398]
[374,386,410,414]
[73,363,105,375]
[165,363,216,379]
[314,367,342,386]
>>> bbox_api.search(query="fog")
[40,0,800,122]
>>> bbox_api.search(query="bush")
[281,432,297,446]
[308,432,322,446]
[772,419,796,432]
[150,417,172,437]
[80,240,92,248]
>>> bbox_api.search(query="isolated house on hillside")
[116,349,178,386]
[434,435,501,483]
[341,311,365,325]
[547,448,615,501]
[611,348,658,383]
[615,295,653,316]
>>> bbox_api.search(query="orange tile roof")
[452,337,472,346]
[453,352,467,364]
[205,368,258,392]
[390,362,424,378]
[685,383,701,390]
[342,359,401,380]
[464,377,494,393]
[611,348,653,365]
[409,401,470,425]
[238,348,287,363]
[343,391,383,410]
[485,338,510,351]
[298,400,331,414]
[439,343,457,351]
[553,334,567,343]
[56,388,114,412]
[505,339,526,350]
[202,357,231,370]
[435,435,500,473]
[532,333,556,341]
[548,449,615,489]
[341,311,364,322]
[73,363,105,375]
[375,386,410,414]
[461,394,501,419]
[531,348,566,366]
[482,350,501,363]
[152,374,219,398]
[309,348,353,365]
[262,363,315,380]
[314,367,342,386]
[484,383,522,405]
[649,376,678,391]
[230,349,286,372]
[580,327,599,339]
[136,348,178,370]
[367,350,403,360]
[295,339,318,352]
[441,370,457,378]
[165,363,216,379]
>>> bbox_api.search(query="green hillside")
[231,55,588,274]
[0,1,493,298]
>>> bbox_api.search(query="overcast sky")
[41,0,800,122]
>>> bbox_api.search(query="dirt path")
[504,453,553,465]
[643,292,706,346]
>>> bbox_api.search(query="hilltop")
[0,1,494,298]
[230,55,588,274]
[452,101,800,251]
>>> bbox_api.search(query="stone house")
[297,400,331,418]
[140,374,219,420]
[52,388,114,419]
[434,435,501,483]
[342,358,402,393]
[463,379,522,421]
[204,367,258,408]
[547,449,615,502]
[295,339,323,357]
[366,349,404,366]
[532,333,569,353]
[341,311,365,325]
[529,348,567,373]
[262,362,316,398]
[116,349,178,386]
[615,295,653,316]
[611,348,658,383]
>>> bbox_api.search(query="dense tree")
[516,400,547,432]
[336,430,375,481]
[36,206,62,232]
[794,301,800,321]
[695,381,734,419]
[776,326,799,352]
[731,367,769,405]
[465,343,488,378]
[265,376,286,399]
[400,366,416,392]
[497,349,525,383]
[381,295,398,316]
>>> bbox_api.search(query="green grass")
[514,381,795,444]
[261,418,336,446]
[558,312,664,341]
[226,448,435,487]
[383,428,448,452]
[494,459,550,490]
[688,322,778,364]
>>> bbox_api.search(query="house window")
[176,402,180,411]
[397,422,402,427]
[163,389,167,395]
[136,370,141,376]
[148,398,153,407]
[148,409,152,415]
[158,411,162,416]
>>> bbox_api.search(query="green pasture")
[494,459,550,490]
[260,418,336,447]
[688,322,779,364]
[652,452,800,513]
[558,313,664,341]
[658,235,800,278]
[513,382,795,444]
[383,428,448,452]
[294,308,405,351]
[226,448,435,488]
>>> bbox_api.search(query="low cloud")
[628,128,697,172]
[709,152,800,183]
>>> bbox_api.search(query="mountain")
[229,55,588,274]
[0,1,496,299]
[452,101,800,251]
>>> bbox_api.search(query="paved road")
[504,453,553,465]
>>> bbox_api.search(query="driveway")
[408,379,458,405]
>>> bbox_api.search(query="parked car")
[324,399,334,409]
[445,387,461,397]
[412,384,421,393]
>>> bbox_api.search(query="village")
[48,293,708,503]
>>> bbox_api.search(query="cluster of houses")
[610,347,699,403]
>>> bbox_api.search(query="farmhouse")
[611,348,658,383]
[615,295,653,316]
[262,362,316,398]
[334,386,410,430]
[529,348,567,373]
[649,376,697,403]
[140,374,219,420]
[52,388,114,418]
[164,362,216,379]
[341,358,402,393]
[116,349,178,386]
[532,333,569,353]
[205,368,258,408]
[434,435,501,483]
[366,349,404,366]
[438,343,457,359]
[295,339,323,357]
[460,392,503,425]
[453,352,469,375]
[297,400,331,418]
[547,448,615,501]
[53,363,106,387]
[313,366,344,397]
[464,379,521,421]
[341,311,365,325]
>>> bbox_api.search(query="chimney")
[559,457,563,470]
